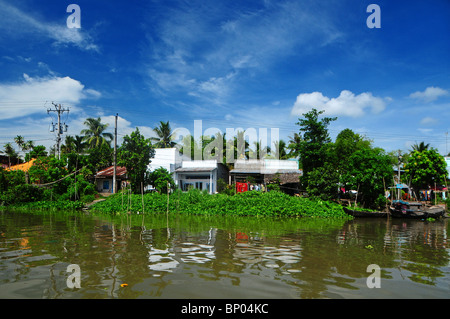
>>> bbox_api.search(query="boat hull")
[343,207,388,218]
[389,206,445,219]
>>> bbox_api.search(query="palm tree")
[250,140,271,159]
[151,121,176,148]
[2,142,18,167]
[14,135,25,158]
[62,135,87,154]
[410,141,430,153]
[81,117,113,149]
[73,135,87,154]
[287,132,302,158]
[272,140,288,159]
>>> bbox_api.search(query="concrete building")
[95,166,127,193]
[175,160,229,194]
[230,159,302,194]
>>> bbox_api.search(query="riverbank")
[89,189,351,219]
[1,190,352,219]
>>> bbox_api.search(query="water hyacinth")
[90,189,351,219]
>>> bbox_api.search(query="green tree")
[151,121,176,148]
[87,143,113,172]
[404,148,448,191]
[25,145,47,162]
[287,132,302,160]
[295,109,337,192]
[118,128,155,193]
[342,147,393,209]
[2,142,18,167]
[410,141,430,153]
[272,139,288,159]
[149,167,176,193]
[81,117,113,149]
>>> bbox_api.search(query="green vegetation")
[118,127,155,194]
[90,189,351,219]
[1,111,448,217]
[293,109,394,209]
[404,148,448,190]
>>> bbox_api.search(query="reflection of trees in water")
[2,212,448,298]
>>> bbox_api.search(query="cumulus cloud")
[290,90,387,118]
[0,74,101,119]
[409,86,448,102]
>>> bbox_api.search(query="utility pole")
[113,113,118,193]
[397,150,402,200]
[47,102,69,160]
[446,131,448,155]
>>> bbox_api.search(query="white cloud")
[145,0,343,100]
[420,116,438,126]
[0,1,98,52]
[290,90,387,118]
[409,86,448,102]
[0,74,101,119]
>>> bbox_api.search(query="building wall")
[148,148,180,173]
[445,157,450,179]
[175,160,229,194]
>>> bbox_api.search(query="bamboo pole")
[141,181,145,214]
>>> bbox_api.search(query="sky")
[0,0,449,157]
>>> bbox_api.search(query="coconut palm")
[410,141,430,153]
[250,140,271,159]
[2,142,18,167]
[272,139,288,159]
[287,132,302,158]
[81,117,113,149]
[62,135,87,154]
[14,135,25,155]
[151,121,176,148]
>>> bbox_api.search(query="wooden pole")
[167,181,170,214]
[141,181,145,214]
[383,177,389,215]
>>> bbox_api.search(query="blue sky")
[0,0,449,156]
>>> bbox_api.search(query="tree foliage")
[149,167,176,193]
[81,117,113,149]
[404,149,448,190]
[151,121,176,148]
[118,128,155,193]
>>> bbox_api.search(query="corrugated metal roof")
[5,158,36,172]
[175,167,216,172]
[230,168,302,175]
[96,166,127,177]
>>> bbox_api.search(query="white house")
[174,160,229,194]
[147,148,186,174]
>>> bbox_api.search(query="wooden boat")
[343,207,388,218]
[389,200,446,219]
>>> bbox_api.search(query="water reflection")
[0,211,448,298]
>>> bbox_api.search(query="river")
[0,210,449,299]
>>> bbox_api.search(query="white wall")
[148,148,185,173]
[181,160,218,168]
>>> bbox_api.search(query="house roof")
[230,168,302,175]
[175,167,216,173]
[5,158,36,172]
[96,166,127,178]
